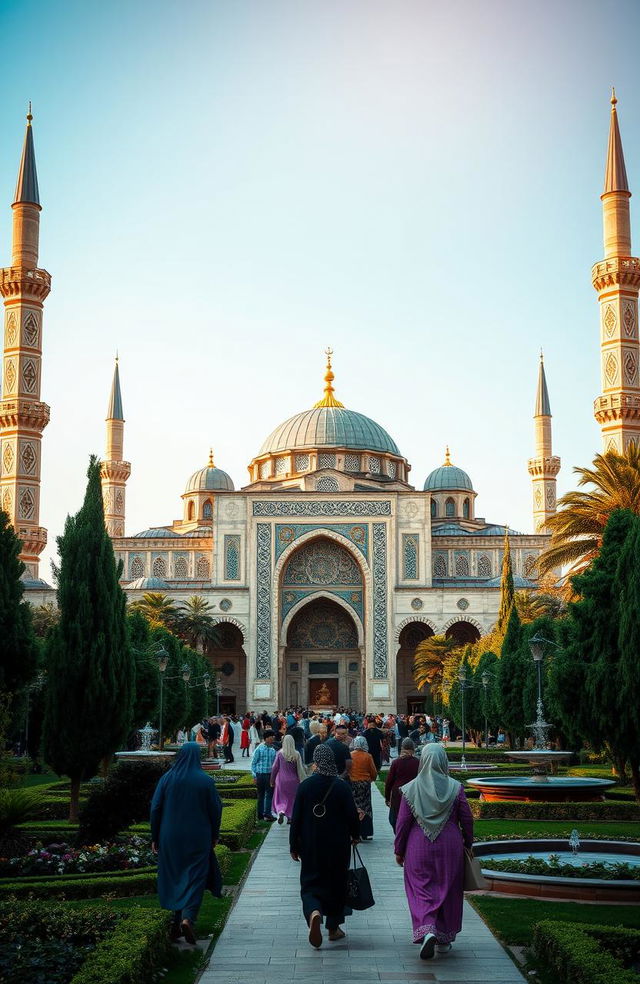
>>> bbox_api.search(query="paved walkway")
[200,785,524,984]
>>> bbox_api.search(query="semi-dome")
[258,353,400,457]
[185,450,234,493]
[424,448,473,492]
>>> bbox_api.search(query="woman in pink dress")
[394,743,474,960]
[270,734,306,824]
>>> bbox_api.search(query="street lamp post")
[157,648,169,749]
[481,671,490,750]
[458,664,467,770]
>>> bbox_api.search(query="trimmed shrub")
[70,907,168,984]
[211,771,257,799]
[533,920,640,984]
[78,760,171,842]
[470,800,640,821]
[218,800,256,850]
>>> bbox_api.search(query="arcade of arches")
[206,622,247,714]
[395,619,481,713]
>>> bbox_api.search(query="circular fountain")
[115,722,176,763]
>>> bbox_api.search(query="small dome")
[126,576,170,590]
[185,450,235,493]
[424,448,473,492]
[134,527,182,538]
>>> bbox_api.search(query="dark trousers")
[301,892,343,931]
[255,773,273,819]
[388,807,397,832]
[224,743,234,763]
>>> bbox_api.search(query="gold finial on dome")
[208,448,215,467]
[27,101,33,125]
[313,347,345,408]
[443,446,452,466]
[611,86,618,108]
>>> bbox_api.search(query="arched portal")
[445,620,481,645]
[205,621,247,714]
[283,597,361,710]
[396,621,434,714]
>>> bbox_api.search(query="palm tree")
[413,635,462,702]
[30,602,59,638]
[128,592,178,629]
[515,590,566,624]
[175,596,219,650]
[537,445,640,581]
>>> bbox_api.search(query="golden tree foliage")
[413,635,461,701]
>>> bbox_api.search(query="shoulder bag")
[463,848,488,892]
[346,844,375,910]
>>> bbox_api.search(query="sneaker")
[278,812,285,825]
[436,943,452,954]
[308,910,322,948]
[420,933,436,960]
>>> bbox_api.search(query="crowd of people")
[153,705,475,959]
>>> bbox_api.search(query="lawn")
[474,819,640,840]
[470,895,640,946]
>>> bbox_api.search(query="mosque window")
[318,453,336,469]
[433,554,447,577]
[463,497,470,519]
[196,556,210,579]
[152,557,166,578]
[430,499,437,519]
[130,556,144,579]
[316,477,340,492]
[387,460,396,479]
[187,501,195,521]
[275,456,288,476]
[174,556,188,578]
[345,453,360,472]
[445,497,455,518]
[368,455,381,474]
[294,453,310,472]
[477,555,492,578]
[403,534,419,580]
[202,500,213,519]
[225,535,241,580]
[455,555,470,577]
[524,554,537,578]
[259,460,272,480]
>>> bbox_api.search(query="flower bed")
[470,800,640,821]
[0,835,154,878]
[0,899,168,984]
[532,920,640,984]
[483,854,640,881]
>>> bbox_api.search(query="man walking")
[251,730,277,821]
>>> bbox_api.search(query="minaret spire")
[101,357,131,538]
[592,90,640,452]
[528,352,560,532]
[0,111,51,577]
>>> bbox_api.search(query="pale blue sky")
[1,0,639,575]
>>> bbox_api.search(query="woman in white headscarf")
[393,743,473,961]
[270,733,306,823]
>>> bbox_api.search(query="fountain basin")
[466,776,615,802]
[475,839,640,901]
[504,750,573,767]
[114,750,175,762]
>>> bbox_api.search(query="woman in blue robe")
[151,741,223,943]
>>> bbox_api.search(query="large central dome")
[260,405,399,456]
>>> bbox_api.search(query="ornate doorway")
[205,622,247,713]
[283,597,362,709]
[396,622,434,714]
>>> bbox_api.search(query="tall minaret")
[0,108,51,578]
[528,353,561,531]
[593,90,640,452]
[100,357,131,538]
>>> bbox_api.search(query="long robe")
[289,774,360,930]
[151,742,223,920]
[270,750,301,818]
[394,786,473,944]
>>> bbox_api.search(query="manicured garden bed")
[470,895,640,947]
[469,800,640,821]
[533,920,640,984]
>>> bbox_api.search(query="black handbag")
[346,844,375,910]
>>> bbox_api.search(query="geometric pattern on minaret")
[593,90,640,452]
[0,109,51,578]
[527,353,561,532]
[100,357,131,538]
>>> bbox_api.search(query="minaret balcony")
[592,256,640,291]
[0,398,50,430]
[527,456,561,477]
[16,525,47,554]
[0,266,51,301]
[594,394,640,423]
[101,460,132,482]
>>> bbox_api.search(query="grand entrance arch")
[396,621,434,714]
[205,621,247,713]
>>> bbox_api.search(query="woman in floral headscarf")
[289,745,360,949]
[350,735,377,840]
[394,743,473,961]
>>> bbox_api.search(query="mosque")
[1,93,637,712]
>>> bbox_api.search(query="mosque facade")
[2,94,636,712]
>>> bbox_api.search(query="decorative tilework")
[455,554,470,576]
[224,534,241,580]
[372,522,388,678]
[294,453,310,472]
[196,556,210,579]
[402,534,419,579]
[368,455,381,474]
[256,523,272,678]
[259,460,272,479]
[152,557,166,577]
[318,453,336,469]
[274,523,369,560]
[282,539,361,587]
[457,597,469,611]
[275,456,288,476]
[315,477,339,491]
[433,554,447,577]
[174,555,188,578]
[219,598,233,612]
[254,500,391,517]
[411,597,423,610]
[130,556,144,579]
[387,460,397,479]
[345,453,360,472]
[281,588,364,623]
[288,598,358,649]
[477,554,492,577]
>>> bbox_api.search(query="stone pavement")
[199,784,524,984]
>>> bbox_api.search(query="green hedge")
[532,920,640,984]
[0,845,232,900]
[211,772,257,799]
[218,799,256,850]
[35,795,89,820]
[71,907,168,984]
[470,800,640,821]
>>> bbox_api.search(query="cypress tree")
[497,530,514,632]
[0,510,37,695]
[43,457,135,821]
[613,514,640,799]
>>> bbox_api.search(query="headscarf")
[400,743,461,841]
[313,744,338,776]
[281,734,306,782]
[352,736,368,752]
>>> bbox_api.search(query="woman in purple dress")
[270,734,306,823]
[394,743,474,960]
